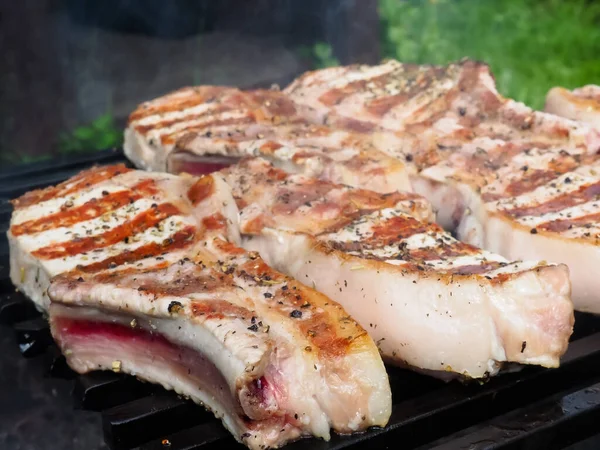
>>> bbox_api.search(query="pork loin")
[284,59,600,313]
[219,158,574,379]
[8,164,391,449]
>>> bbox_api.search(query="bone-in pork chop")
[285,59,600,313]
[218,158,574,379]
[8,164,391,449]
[125,86,411,194]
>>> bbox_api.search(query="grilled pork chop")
[285,59,600,313]
[8,164,392,449]
[545,85,600,129]
[285,59,600,171]
[124,86,411,193]
[219,158,574,379]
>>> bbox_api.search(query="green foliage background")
[58,113,122,155]
[379,0,600,110]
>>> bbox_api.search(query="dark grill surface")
[1,150,600,450]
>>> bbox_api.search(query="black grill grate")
[1,150,600,450]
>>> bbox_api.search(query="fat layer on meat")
[220,158,574,379]
[8,164,391,449]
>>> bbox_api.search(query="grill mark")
[409,240,480,261]
[329,235,478,264]
[290,150,332,164]
[11,179,158,237]
[188,176,215,205]
[269,181,409,221]
[241,215,267,235]
[445,261,504,275]
[547,156,580,174]
[298,315,360,359]
[318,72,395,106]
[134,104,229,135]
[480,152,581,202]
[537,211,600,233]
[258,141,284,154]
[128,87,231,123]
[319,89,360,108]
[502,181,600,219]
[326,151,369,171]
[357,190,419,209]
[371,215,433,242]
[289,124,334,139]
[213,239,247,257]
[403,141,447,171]
[271,184,336,215]
[328,236,503,276]
[174,124,249,146]
[407,106,460,133]
[191,299,254,321]
[365,94,410,117]
[31,203,181,260]
[331,116,377,133]
[406,92,460,129]
[481,191,503,203]
[477,144,541,171]
[486,269,528,285]
[87,262,172,283]
[246,90,299,118]
[139,272,231,298]
[220,90,264,112]
[439,141,539,184]
[370,66,456,120]
[475,89,505,118]
[161,116,256,145]
[202,213,228,231]
[13,164,131,209]
[317,64,449,111]
[503,170,562,198]
[264,165,289,182]
[74,226,196,273]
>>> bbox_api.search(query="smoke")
[0,0,381,162]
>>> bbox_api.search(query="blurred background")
[1,0,599,165]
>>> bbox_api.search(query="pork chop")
[125,86,411,193]
[219,158,574,379]
[8,163,391,449]
[285,59,600,313]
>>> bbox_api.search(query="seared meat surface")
[8,164,392,449]
[125,86,411,194]
[285,59,600,313]
[220,158,574,379]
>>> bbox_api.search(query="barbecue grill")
[2,150,600,450]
